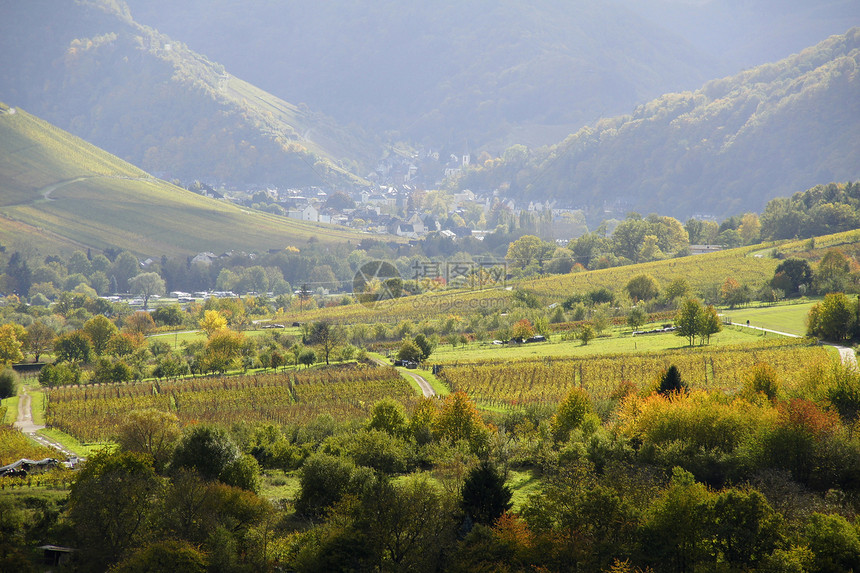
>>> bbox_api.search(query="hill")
[0,0,376,188]
[459,28,860,221]
[123,0,858,151]
[0,103,382,257]
[123,0,712,149]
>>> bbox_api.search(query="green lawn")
[430,323,779,364]
[721,299,818,336]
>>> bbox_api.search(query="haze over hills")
[0,102,376,257]
[460,28,860,221]
[0,0,376,189]
[0,0,858,225]
[124,0,860,151]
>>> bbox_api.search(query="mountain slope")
[123,0,718,150]
[0,0,375,188]
[459,28,860,221]
[0,103,379,257]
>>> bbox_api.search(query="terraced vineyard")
[438,339,831,409]
[46,364,416,442]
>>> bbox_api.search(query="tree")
[116,408,181,473]
[506,235,552,269]
[295,452,357,518]
[664,277,691,302]
[306,320,345,365]
[771,258,813,296]
[627,306,648,330]
[299,348,317,368]
[720,277,750,309]
[434,391,489,454]
[738,212,762,244]
[707,488,783,569]
[675,298,703,346]
[659,365,687,395]
[639,468,711,573]
[461,461,513,526]
[199,310,227,337]
[807,292,855,341]
[0,324,24,367]
[112,540,207,573]
[549,387,593,443]
[24,320,55,363]
[203,329,244,373]
[814,249,852,294]
[625,274,659,302]
[511,319,535,341]
[397,339,423,363]
[368,398,408,437]
[698,304,722,344]
[53,330,93,364]
[111,251,140,293]
[68,450,161,569]
[0,369,17,399]
[83,314,119,356]
[171,425,239,482]
[129,272,166,309]
[413,333,434,360]
[124,311,157,336]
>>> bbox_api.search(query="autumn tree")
[549,387,594,443]
[0,323,24,367]
[199,309,228,337]
[83,314,119,356]
[807,292,856,341]
[25,320,55,363]
[116,408,182,473]
[511,319,535,341]
[434,391,490,454]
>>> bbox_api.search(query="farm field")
[46,363,417,443]
[438,338,831,410]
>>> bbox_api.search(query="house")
[288,204,319,222]
[690,245,723,255]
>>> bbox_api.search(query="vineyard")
[46,364,416,442]
[438,339,832,409]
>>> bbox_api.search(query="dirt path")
[401,369,436,397]
[371,357,436,397]
[13,387,76,459]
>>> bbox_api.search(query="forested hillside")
[458,28,860,221]
[0,0,375,188]
[123,0,718,149]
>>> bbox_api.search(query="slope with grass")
[0,104,385,256]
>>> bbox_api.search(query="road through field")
[14,386,77,459]
[731,321,857,368]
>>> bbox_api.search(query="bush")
[0,369,18,399]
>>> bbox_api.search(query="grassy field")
[429,323,780,364]
[721,299,818,336]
